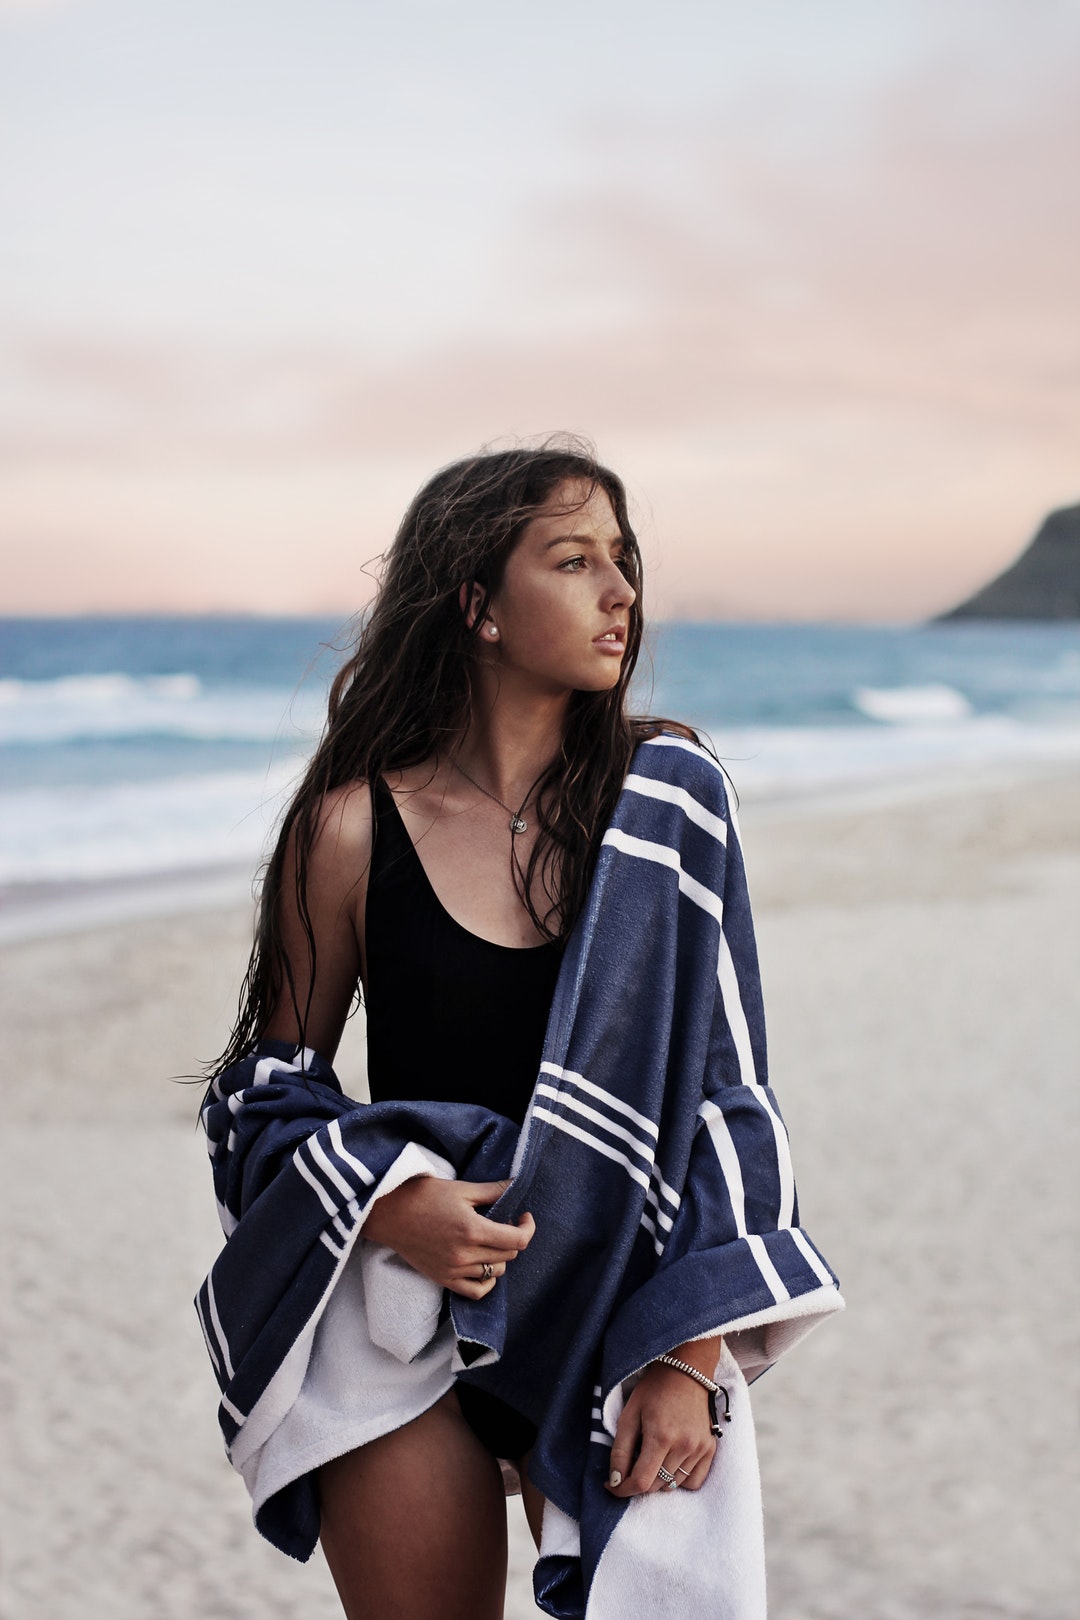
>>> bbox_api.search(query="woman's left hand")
[605,1340,721,1497]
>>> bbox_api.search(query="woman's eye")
[559,556,587,572]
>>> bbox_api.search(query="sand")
[2,769,1078,1619]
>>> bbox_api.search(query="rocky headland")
[937,502,1080,620]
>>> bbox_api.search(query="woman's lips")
[593,629,626,655]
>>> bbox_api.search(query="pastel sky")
[2,0,1078,620]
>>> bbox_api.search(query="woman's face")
[482,480,637,696]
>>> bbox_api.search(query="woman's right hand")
[363,1176,535,1298]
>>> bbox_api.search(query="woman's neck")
[454,688,569,808]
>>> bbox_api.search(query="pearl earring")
[487,624,499,638]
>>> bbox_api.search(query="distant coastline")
[935,503,1080,621]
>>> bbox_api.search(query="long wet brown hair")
[209,439,691,1078]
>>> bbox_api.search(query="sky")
[2,0,1079,620]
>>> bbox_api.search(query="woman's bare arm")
[261,782,372,1061]
[261,779,536,1296]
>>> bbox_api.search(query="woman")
[198,441,842,1620]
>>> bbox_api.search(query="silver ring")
[675,1466,692,1477]
[656,1466,678,1489]
[481,1262,494,1280]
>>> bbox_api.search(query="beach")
[2,767,1078,1620]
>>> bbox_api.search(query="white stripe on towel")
[309,1135,356,1200]
[534,1084,655,1166]
[194,1290,222,1377]
[698,1098,748,1238]
[717,933,756,1086]
[639,1209,664,1256]
[205,1272,236,1380]
[532,1108,651,1192]
[328,1118,375,1185]
[601,828,724,928]
[623,773,728,845]
[220,1390,247,1427]
[791,1228,834,1287]
[293,1144,340,1215]
[653,1173,681,1215]
[539,1063,659,1139]
[756,1089,796,1230]
[746,1232,790,1303]
[643,1187,674,1231]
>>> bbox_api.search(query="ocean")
[3,616,1080,930]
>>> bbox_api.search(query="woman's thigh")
[518,1453,547,1551]
[318,1389,508,1620]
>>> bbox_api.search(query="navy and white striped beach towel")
[197,735,843,1617]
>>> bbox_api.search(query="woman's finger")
[606,1401,642,1493]
[676,1446,715,1492]
[450,1260,507,1282]
[649,1449,695,1494]
[446,1275,498,1300]
[670,1438,716,1492]
[446,1254,509,1279]
[607,1405,671,1496]
[461,1180,513,1209]
[467,1245,521,1265]
[622,1430,668,1496]
[475,1260,506,1278]
[468,1209,535,1254]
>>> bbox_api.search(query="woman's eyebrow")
[542,531,628,551]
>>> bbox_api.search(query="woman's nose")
[603,561,636,608]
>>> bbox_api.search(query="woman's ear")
[460,580,488,632]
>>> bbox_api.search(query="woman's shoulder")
[304,780,376,876]
[307,757,444,866]
[631,724,725,777]
[628,727,736,814]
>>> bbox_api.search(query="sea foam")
[0,672,322,746]
[0,766,298,885]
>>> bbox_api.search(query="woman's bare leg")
[518,1452,547,1551]
[319,1390,508,1620]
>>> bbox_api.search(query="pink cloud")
[3,42,1078,618]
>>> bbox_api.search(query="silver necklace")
[451,760,531,834]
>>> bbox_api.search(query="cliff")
[936,503,1080,620]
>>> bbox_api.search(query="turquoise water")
[2,616,1079,887]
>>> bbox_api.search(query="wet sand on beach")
[2,770,1078,1619]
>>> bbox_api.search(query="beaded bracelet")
[651,1354,732,1438]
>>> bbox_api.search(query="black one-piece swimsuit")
[364,777,562,1462]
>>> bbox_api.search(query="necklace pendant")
[510,814,528,835]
